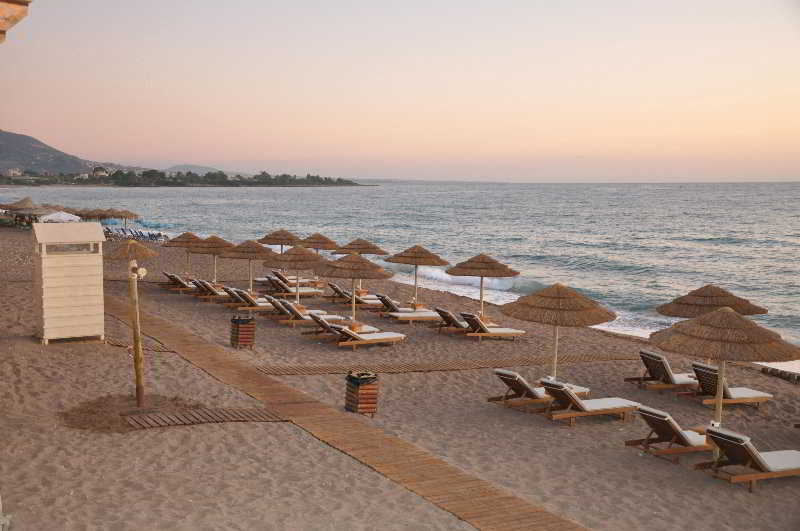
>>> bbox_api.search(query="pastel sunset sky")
[2,1,799,181]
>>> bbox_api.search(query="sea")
[3,181,799,367]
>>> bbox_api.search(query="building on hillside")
[92,166,109,177]
[2,167,23,177]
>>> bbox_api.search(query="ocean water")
[3,182,798,348]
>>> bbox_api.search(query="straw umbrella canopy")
[385,245,449,306]
[258,229,299,253]
[5,197,34,210]
[335,239,388,291]
[502,283,616,379]
[650,307,799,429]
[318,254,392,322]
[188,236,234,282]
[447,254,519,317]
[275,246,323,304]
[657,284,767,318]
[105,239,159,407]
[163,232,203,274]
[300,232,339,254]
[220,240,277,293]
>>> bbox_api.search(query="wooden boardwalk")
[258,352,636,375]
[123,408,286,429]
[105,295,585,530]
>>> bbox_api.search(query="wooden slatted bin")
[230,315,255,349]
[345,371,379,417]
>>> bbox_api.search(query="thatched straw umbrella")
[106,240,159,407]
[335,239,389,292]
[275,246,323,304]
[189,236,234,283]
[385,245,448,307]
[5,197,34,210]
[657,284,767,318]
[318,254,392,324]
[650,307,799,432]
[446,254,519,318]
[118,209,140,229]
[502,283,616,379]
[258,229,299,253]
[220,240,277,293]
[300,232,339,254]
[163,232,203,275]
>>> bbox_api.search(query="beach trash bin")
[345,371,379,417]
[230,315,255,349]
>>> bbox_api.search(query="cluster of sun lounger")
[488,349,791,491]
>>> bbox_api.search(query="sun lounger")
[307,313,379,340]
[376,294,415,314]
[487,369,589,412]
[164,274,199,293]
[679,362,772,407]
[270,277,323,298]
[461,313,525,341]
[161,271,184,289]
[624,406,712,463]
[279,301,345,328]
[192,279,229,300]
[386,309,442,325]
[336,327,406,350]
[326,282,380,304]
[434,308,470,333]
[541,380,639,426]
[273,270,313,287]
[236,290,277,313]
[695,427,800,491]
[624,350,696,391]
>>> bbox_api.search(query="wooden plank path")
[105,295,585,530]
[258,352,637,375]
[123,408,286,429]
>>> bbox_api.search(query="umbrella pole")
[351,278,357,322]
[129,259,145,407]
[249,259,254,293]
[480,276,484,317]
[213,255,218,283]
[414,265,418,304]
[713,361,726,460]
[296,268,301,305]
[551,326,560,380]
[186,250,191,276]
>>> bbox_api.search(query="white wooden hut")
[32,222,106,345]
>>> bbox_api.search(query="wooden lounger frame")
[337,333,405,350]
[546,405,636,426]
[466,331,523,341]
[625,430,712,464]
[694,460,800,492]
[487,389,589,413]
[678,364,770,407]
[623,351,696,391]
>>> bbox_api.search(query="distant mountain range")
[0,129,145,174]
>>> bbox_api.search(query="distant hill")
[0,129,144,174]
[163,164,226,175]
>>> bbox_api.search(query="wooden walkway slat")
[122,407,287,429]
[105,295,585,530]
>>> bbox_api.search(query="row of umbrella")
[0,197,140,226]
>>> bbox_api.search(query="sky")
[2,1,799,182]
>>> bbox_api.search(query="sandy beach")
[2,227,800,530]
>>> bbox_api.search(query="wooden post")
[248,259,253,293]
[129,259,145,407]
[212,254,218,283]
[713,360,726,460]
[296,268,301,305]
[185,249,191,276]
[413,265,419,303]
[552,325,560,380]
[479,276,485,317]
[351,277,357,322]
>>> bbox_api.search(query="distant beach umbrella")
[385,245,448,306]
[220,240,278,293]
[105,239,159,408]
[258,229,300,253]
[300,232,339,254]
[163,232,203,275]
[318,254,392,322]
[502,283,616,379]
[657,284,767,318]
[5,197,34,211]
[188,235,234,282]
[446,254,519,318]
[650,308,799,444]
[275,246,323,304]
[335,239,389,291]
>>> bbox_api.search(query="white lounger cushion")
[726,387,773,400]
[581,397,639,411]
[288,287,322,293]
[297,314,343,321]
[760,450,800,472]
[680,430,707,447]
[672,373,696,385]
[485,327,525,334]
[531,383,589,399]
[346,325,380,333]
[353,332,405,341]
[388,311,439,318]
[249,302,273,308]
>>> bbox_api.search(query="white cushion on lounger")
[388,311,439,318]
[581,397,639,411]
[531,383,589,398]
[249,302,273,308]
[672,373,696,385]
[485,327,524,334]
[355,332,405,340]
[298,314,342,321]
[254,277,269,282]
[760,450,800,472]
[680,430,707,447]
[345,325,380,333]
[726,387,773,399]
